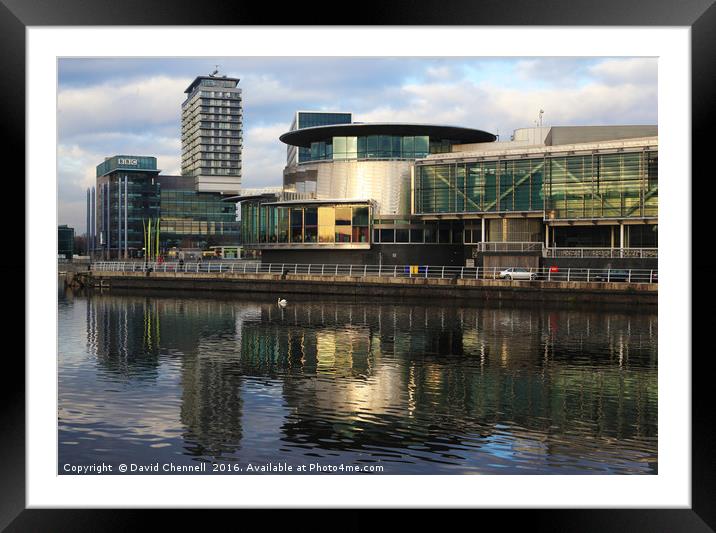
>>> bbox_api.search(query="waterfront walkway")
[66,262,658,305]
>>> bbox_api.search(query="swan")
[277,297,287,307]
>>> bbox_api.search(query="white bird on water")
[277,297,287,307]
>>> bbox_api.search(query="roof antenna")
[210,65,219,77]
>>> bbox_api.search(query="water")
[58,286,657,474]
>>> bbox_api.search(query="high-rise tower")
[181,72,242,194]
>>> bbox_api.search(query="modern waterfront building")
[236,116,657,267]
[236,120,496,264]
[58,225,74,260]
[181,73,243,194]
[85,186,96,253]
[94,155,161,259]
[90,155,239,259]
[156,174,240,250]
[414,126,658,251]
[286,111,352,167]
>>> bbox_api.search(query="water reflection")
[59,288,657,474]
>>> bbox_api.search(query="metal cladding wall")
[284,160,412,216]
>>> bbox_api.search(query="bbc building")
[88,155,239,259]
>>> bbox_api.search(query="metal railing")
[544,247,658,258]
[91,261,658,284]
[472,243,657,258]
[476,242,544,252]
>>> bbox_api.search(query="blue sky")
[58,57,657,232]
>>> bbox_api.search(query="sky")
[57,57,657,233]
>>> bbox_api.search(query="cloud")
[58,75,185,137]
[57,139,182,233]
[57,57,658,230]
[240,74,330,107]
[588,57,657,86]
[241,123,290,188]
[357,70,656,136]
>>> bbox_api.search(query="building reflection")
[85,293,162,381]
[76,290,657,471]
[236,301,657,468]
[82,291,258,459]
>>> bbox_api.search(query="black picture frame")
[5,0,709,529]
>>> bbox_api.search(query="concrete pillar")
[545,224,549,248]
[481,218,485,243]
[124,176,128,259]
[619,223,624,249]
[610,226,615,249]
[118,179,122,258]
[90,186,95,255]
[105,183,110,256]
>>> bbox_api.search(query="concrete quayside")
[65,262,658,305]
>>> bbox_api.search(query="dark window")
[380,229,395,243]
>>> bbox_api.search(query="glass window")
[379,135,392,157]
[352,226,369,243]
[290,208,303,243]
[414,136,429,157]
[352,206,369,226]
[318,206,335,243]
[335,207,351,225]
[333,136,346,159]
[395,229,409,243]
[346,136,357,159]
[304,207,317,226]
[357,137,367,158]
[380,229,394,243]
[336,226,351,243]
[410,228,424,243]
[304,226,317,243]
[438,226,450,243]
[392,136,402,156]
[303,208,318,243]
[367,136,378,158]
[402,136,414,158]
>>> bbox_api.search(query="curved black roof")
[279,123,496,147]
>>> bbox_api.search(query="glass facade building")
[415,149,657,220]
[287,111,352,166]
[416,159,544,214]
[95,156,161,259]
[238,119,657,265]
[303,135,461,162]
[158,175,239,249]
[181,74,243,194]
[241,201,371,248]
[58,225,74,259]
[238,120,496,255]
[414,135,658,249]
[91,157,238,258]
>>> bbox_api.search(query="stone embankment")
[69,270,657,305]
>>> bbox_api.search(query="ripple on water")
[58,290,657,474]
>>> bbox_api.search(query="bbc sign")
[118,158,138,166]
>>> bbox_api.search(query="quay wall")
[83,271,657,305]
